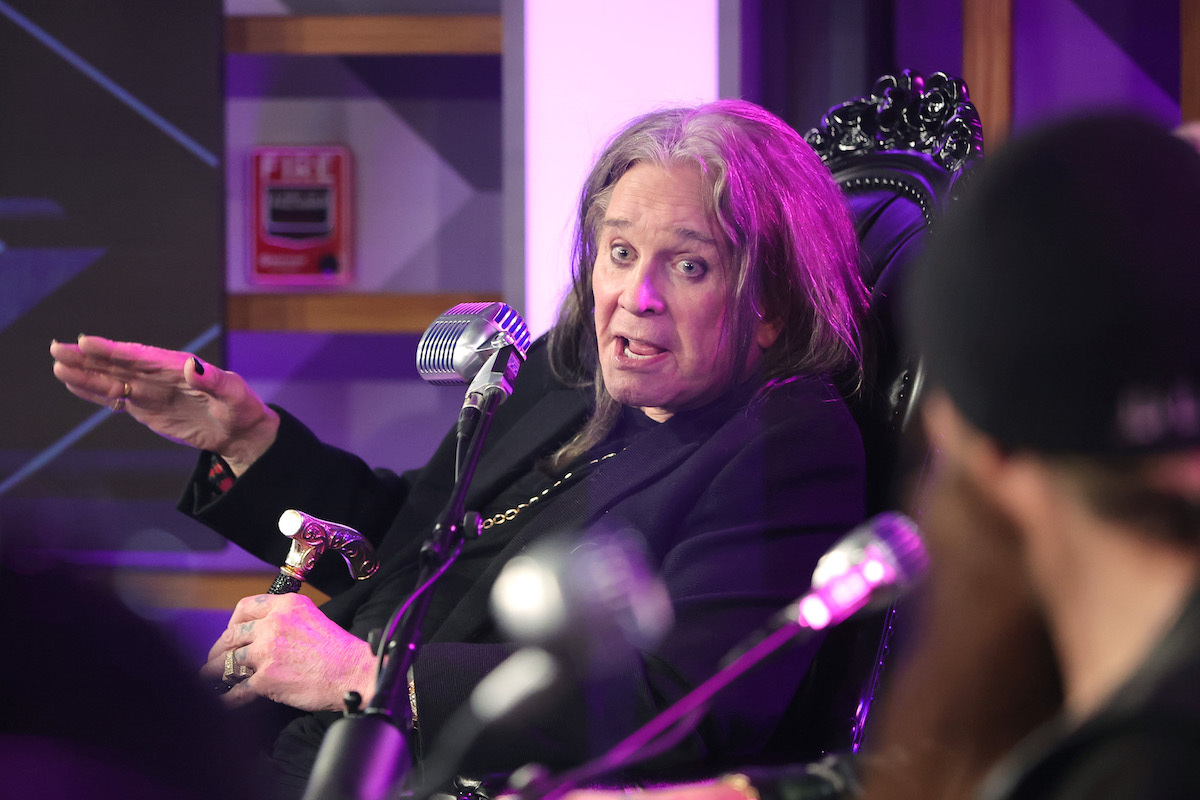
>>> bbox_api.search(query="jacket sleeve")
[177,337,564,598]
[178,405,460,597]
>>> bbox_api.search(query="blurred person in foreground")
[50,99,869,796]
[561,110,1200,800]
[0,547,267,800]
[863,108,1200,800]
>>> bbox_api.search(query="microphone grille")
[416,301,531,385]
[871,511,928,589]
[418,316,476,385]
[810,512,928,610]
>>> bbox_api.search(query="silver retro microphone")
[416,301,531,387]
[416,301,533,471]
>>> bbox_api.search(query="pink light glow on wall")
[523,0,721,336]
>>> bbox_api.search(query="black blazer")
[181,339,866,780]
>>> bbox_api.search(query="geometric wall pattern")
[0,0,226,554]
[2,0,503,565]
[1014,0,1180,130]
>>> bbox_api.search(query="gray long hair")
[547,99,866,470]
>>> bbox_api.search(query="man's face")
[591,161,773,421]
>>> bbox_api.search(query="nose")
[619,263,665,316]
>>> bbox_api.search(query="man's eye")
[677,259,706,277]
[611,244,632,262]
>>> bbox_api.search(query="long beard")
[857,455,1064,800]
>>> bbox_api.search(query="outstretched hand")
[203,593,378,712]
[50,334,279,475]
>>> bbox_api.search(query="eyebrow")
[600,217,718,247]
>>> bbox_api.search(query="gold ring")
[222,649,252,686]
[222,650,237,684]
[109,382,132,413]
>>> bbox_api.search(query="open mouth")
[620,336,666,359]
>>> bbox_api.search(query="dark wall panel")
[0,1,225,554]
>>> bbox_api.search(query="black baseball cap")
[909,111,1200,454]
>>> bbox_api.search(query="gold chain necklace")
[481,450,619,529]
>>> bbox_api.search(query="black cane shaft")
[270,572,303,594]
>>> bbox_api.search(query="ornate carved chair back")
[807,68,985,514]
[761,71,984,765]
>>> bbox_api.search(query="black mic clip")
[455,343,525,476]
[464,342,525,409]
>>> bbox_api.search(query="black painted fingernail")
[192,357,205,375]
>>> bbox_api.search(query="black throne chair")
[762,70,984,765]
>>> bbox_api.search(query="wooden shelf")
[104,570,329,610]
[227,292,503,333]
[225,14,502,55]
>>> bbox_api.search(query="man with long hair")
[559,110,1200,800]
[51,100,869,795]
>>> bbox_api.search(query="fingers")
[182,353,232,402]
[231,592,311,626]
[202,644,259,708]
[75,334,182,372]
[52,334,222,409]
[201,643,252,682]
[50,340,121,399]
[55,334,191,387]
[202,595,278,697]
[49,338,85,367]
[203,593,317,664]
[219,675,260,708]
[51,338,126,405]
[204,594,279,661]
[52,358,130,404]
[201,593,375,711]
[51,334,238,410]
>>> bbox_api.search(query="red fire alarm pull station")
[250,146,352,285]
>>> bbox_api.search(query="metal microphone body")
[777,511,927,631]
[516,514,928,799]
[417,303,532,473]
[416,302,531,386]
[410,530,672,800]
[720,512,926,668]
